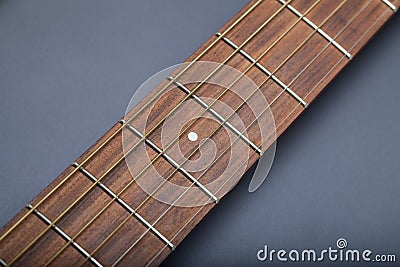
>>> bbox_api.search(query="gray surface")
[0,1,399,266]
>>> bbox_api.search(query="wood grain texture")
[0,0,398,266]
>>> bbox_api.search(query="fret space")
[55,185,116,238]
[12,224,84,266]
[318,0,365,51]
[111,229,167,267]
[146,114,260,201]
[218,0,284,47]
[0,208,49,265]
[274,33,339,100]
[27,171,93,223]
[24,206,100,267]
[216,33,308,107]
[170,79,263,153]
[333,0,391,55]
[89,211,165,266]
[73,156,176,247]
[291,0,340,28]
[282,39,343,102]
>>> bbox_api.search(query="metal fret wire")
[70,1,330,266]
[46,1,322,264]
[147,1,391,265]
[109,1,353,265]
[382,0,397,10]
[0,0,264,250]
[7,1,293,265]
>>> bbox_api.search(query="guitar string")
[147,1,390,265]
[0,0,264,246]
[109,1,352,265]
[84,1,350,266]
[46,1,323,265]
[7,1,293,264]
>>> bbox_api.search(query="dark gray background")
[0,1,399,266]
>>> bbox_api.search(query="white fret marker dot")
[188,132,198,142]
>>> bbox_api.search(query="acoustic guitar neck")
[0,0,397,266]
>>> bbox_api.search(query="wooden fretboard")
[0,0,398,266]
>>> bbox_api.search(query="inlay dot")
[188,132,198,142]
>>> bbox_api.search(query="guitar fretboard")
[0,0,397,266]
